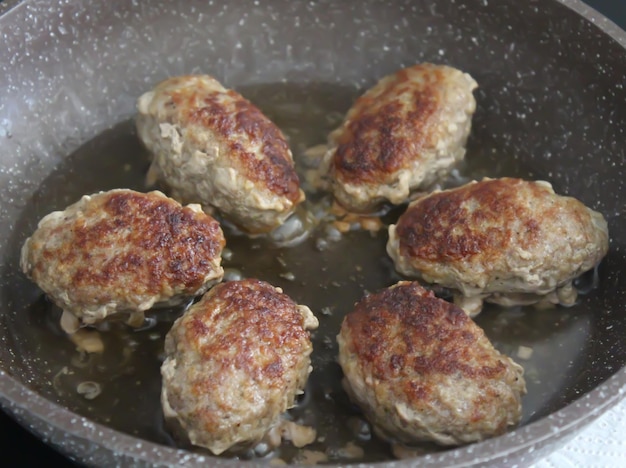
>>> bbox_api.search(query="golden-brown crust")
[169,78,301,203]
[163,278,314,450]
[182,279,311,397]
[338,281,525,445]
[332,65,443,185]
[28,190,225,303]
[395,178,545,264]
[341,282,507,389]
[388,177,609,315]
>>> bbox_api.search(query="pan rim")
[1,366,625,466]
[1,0,626,465]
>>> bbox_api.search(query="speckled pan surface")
[1,0,626,466]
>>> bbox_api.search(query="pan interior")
[1,0,626,464]
[2,81,624,463]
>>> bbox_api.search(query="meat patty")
[136,74,305,234]
[337,281,526,447]
[161,278,319,455]
[387,178,609,316]
[321,63,477,213]
[20,189,225,332]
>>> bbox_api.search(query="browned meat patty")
[136,74,305,234]
[322,63,477,212]
[337,281,526,447]
[161,278,319,455]
[387,178,609,316]
[20,189,225,332]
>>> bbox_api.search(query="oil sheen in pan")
[6,83,599,463]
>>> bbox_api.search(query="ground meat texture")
[321,63,477,213]
[136,74,305,234]
[20,189,225,332]
[337,281,526,447]
[161,279,319,455]
[387,178,609,316]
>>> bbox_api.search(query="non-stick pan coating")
[1,0,626,466]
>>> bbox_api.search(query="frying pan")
[1,0,626,466]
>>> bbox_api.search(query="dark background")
[0,0,625,466]
[590,0,626,28]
